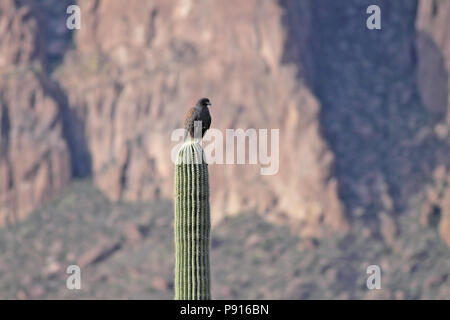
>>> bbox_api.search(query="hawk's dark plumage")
[184,98,212,141]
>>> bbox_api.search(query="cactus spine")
[174,141,211,300]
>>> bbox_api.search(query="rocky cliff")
[0,0,449,243]
[55,0,347,237]
[415,0,450,246]
[0,0,71,224]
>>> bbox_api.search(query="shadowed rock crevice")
[33,0,75,72]
[33,0,92,178]
[280,0,448,225]
[119,142,132,199]
[0,99,11,154]
[0,99,13,192]
[41,78,92,178]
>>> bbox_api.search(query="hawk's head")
[197,97,211,108]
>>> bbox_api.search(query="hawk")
[184,97,212,141]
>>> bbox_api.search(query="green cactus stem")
[174,141,211,300]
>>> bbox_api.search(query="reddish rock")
[439,188,450,247]
[0,0,71,225]
[123,223,142,244]
[0,0,449,248]
[416,0,450,121]
[57,0,347,237]
[151,276,167,292]
[379,211,398,248]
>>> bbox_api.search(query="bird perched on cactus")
[184,97,212,141]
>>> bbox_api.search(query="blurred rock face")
[416,0,450,246]
[416,0,450,120]
[0,0,71,224]
[56,0,347,237]
[0,0,449,243]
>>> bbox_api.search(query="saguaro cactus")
[174,141,211,300]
